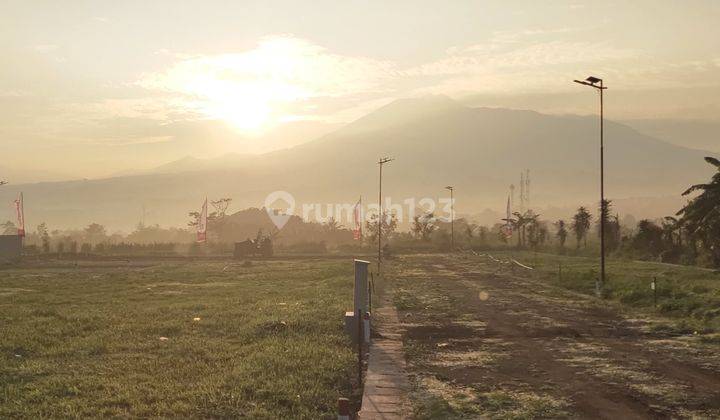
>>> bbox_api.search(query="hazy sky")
[2,0,720,180]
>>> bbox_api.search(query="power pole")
[519,172,525,212]
[445,186,454,251]
[377,157,393,276]
[525,169,530,210]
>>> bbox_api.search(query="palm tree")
[662,216,682,247]
[324,217,341,232]
[555,220,568,249]
[572,207,592,248]
[509,210,539,248]
[677,156,720,266]
[527,215,546,249]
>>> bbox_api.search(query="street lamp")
[445,186,454,251]
[574,76,607,289]
[377,157,393,276]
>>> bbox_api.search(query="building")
[0,235,22,262]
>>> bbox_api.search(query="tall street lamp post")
[377,157,393,276]
[574,76,607,289]
[445,186,454,251]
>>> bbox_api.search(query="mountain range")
[0,96,714,231]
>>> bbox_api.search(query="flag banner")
[197,197,208,243]
[14,192,25,237]
[353,196,362,240]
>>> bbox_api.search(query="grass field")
[0,259,359,418]
[500,251,720,333]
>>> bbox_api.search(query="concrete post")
[363,311,371,344]
[354,259,370,384]
[354,259,370,317]
[338,397,350,420]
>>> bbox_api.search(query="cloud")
[406,32,637,95]
[32,44,59,53]
[140,36,399,130]
[133,32,720,134]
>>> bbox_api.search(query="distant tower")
[519,172,525,212]
[509,184,515,211]
[525,169,530,210]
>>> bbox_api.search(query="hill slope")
[0,96,713,230]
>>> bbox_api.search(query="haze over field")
[1,0,720,229]
[5,3,720,418]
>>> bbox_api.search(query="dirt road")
[389,254,720,419]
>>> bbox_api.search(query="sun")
[150,37,322,134]
[192,79,309,133]
[199,89,273,132]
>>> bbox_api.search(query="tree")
[84,223,107,245]
[365,212,398,243]
[598,199,610,237]
[598,200,621,251]
[572,207,592,248]
[495,224,509,244]
[633,219,664,258]
[187,198,226,238]
[37,223,50,253]
[677,156,720,265]
[662,216,682,247]
[502,211,533,248]
[464,223,477,245]
[510,210,538,248]
[210,198,232,218]
[526,215,546,249]
[411,212,437,241]
[324,217,341,232]
[477,226,488,245]
[555,220,568,249]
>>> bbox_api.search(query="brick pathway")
[358,306,411,419]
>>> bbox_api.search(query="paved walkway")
[358,306,411,419]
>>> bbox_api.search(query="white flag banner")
[353,196,362,240]
[197,197,208,243]
[14,192,25,237]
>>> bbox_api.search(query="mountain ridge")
[0,96,714,231]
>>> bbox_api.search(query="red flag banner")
[14,192,25,237]
[197,197,208,243]
[353,196,362,240]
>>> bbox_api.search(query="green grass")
[497,251,720,332]
[0,259,358,418]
